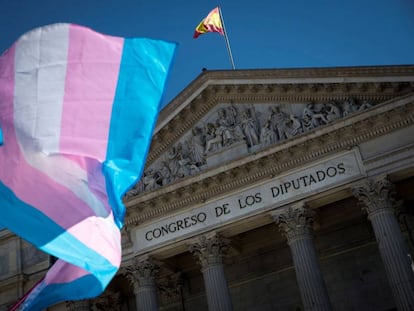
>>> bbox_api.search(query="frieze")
[154,80,414,160]
[126,98,374,198]
[134,83,414,197]
[133,150,365,252]
[125,95,414,226]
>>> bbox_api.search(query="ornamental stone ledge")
[159,65,414,128]
[132,150,364,253]
[142,93,412,197]
[124,94,414,226]
[131,93,412,202]
[152,82,413,165]
[363,143,414,178]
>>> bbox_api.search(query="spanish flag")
[193,7,224,38]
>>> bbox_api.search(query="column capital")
[353,176,414,309]
[352,176,401,217]
[188,232,230,269]
[122,255,159,293]
[271,201,315,244]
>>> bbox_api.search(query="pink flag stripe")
[12,24,109,217]
[60,24,123,161]
[66,213,121,267]
[0,135,97,229]
[0,45,118,264]
[45,260,90,284]
[0,122,120,266]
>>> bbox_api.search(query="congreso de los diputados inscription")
[1,65,414,311]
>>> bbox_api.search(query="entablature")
[125,92,414,227]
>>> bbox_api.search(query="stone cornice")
[125,93,414,227]
[159,65,414,129]
[151,81,413,165]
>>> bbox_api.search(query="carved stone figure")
[325,102,342,122]
[268,106,289,140]
[143,169,159,191]
[159,161,171,185]
[358,100,372,111]
[166,143,183,177]
[126,100,378,196]
[283,114,302,138]
[177,152,191,178]
[240,110,259,147]
[301,113,315,132]
[226,105,238,126]
[204,122,222,154]
[260,120,277,147]
[189,126,206,166]
[216,119,234,147]
[342,98,358,116]
[301,103,328,128]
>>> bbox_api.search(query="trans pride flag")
[0,24,176,309]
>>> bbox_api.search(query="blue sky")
[1,0,414,107]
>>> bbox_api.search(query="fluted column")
[66,299,91,311]
[188,233,233,311]
[124,256,159,311]
[271,202,332,311]
[353,176,414,310]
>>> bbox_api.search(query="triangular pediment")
[124,66,414,203]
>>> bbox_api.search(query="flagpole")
[218,6,236,70]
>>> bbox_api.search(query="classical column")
[188,233,233,311]
[271,202,332,311]
[124,256,159,311]
[353,177,414,310]
[66,300,91,311]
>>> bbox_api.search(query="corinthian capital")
[271,202,315,244]
[122,255,159,292]
[188,233,230,268]
[352,176,400,216]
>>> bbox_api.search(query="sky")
[1,0,414,108]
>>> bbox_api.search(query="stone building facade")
[1,65,414,310]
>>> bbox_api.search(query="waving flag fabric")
[0,23,176,310]
[193,7,224,38]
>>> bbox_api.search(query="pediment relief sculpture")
[125,98,373,198]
